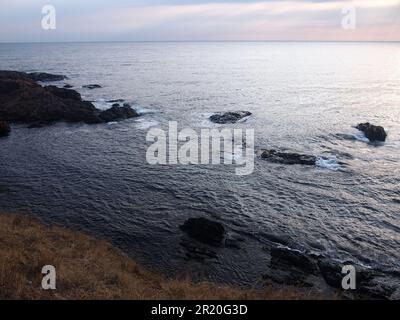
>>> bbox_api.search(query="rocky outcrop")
[83,84,102,89]
[209,111,251,124]
[356,123,387,142]
[0,120,10,137]
[99,105,139,123]
[260,149,316,165]
[0,70,139,126]
[180,217,225,246]
[0,70,67,83]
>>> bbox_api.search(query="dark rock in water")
[318,259,395,299]
[0,74,101,124]
[0,70,67,83]
[270,246,319,275]
[63,84,73,89]
[356,123,387,142]
[106,99,125,103]
[46,85,82,101]
[111,103,120,107]
[209,111,252,124]
[224,233,245,249]
[260,149,316,165]
[180,238,218,262]
[180,217,225,246]
[99,106,139,123]
[0,120,11,137]
[358,278,396,300]
[0,70,140,126]
[317,259,343,289]
[27,72,67,82]
[83,84,102,89]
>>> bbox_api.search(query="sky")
[0,0,399,42]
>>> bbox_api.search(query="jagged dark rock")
[83,84,102,89]
[356,123,387,142]
[180,217,225,246]
[0,120,11,137]
[0,70,139,126]
[260,149,316,165]
[209,111,251,124]
[46,85,82,101]
[99,106,139,123]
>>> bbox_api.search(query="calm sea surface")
[0,42,399,286]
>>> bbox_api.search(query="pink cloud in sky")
[0,0,399,41]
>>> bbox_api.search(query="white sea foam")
[135,118,159,129]
[316,156,342,171]
[135,106,154,115]
[92,99,111,111]
[352,132,370,143]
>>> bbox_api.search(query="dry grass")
[0,213,333,300]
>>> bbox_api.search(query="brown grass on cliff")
[0,213,330,300]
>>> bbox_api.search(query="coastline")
[0,213,330,300]
[0,67,398,300]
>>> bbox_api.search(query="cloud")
[0,0,399,41]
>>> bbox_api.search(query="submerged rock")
[260,149,316,165]
[83,84,102,89]
[27,72,67,82]
[180,217,225,246]
[63,84,73,89]
[0,120,11,137]
[209,111,251,124]
[99,106,139,123]
[270,246,319,275]
[106,99,125,103]
[180,238,218,262]
[356,123,387,142]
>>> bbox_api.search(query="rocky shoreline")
[0,70,139,130]
[2,213,330,300]
[179,217,399,300]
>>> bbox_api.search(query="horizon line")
[1,40,400,44]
